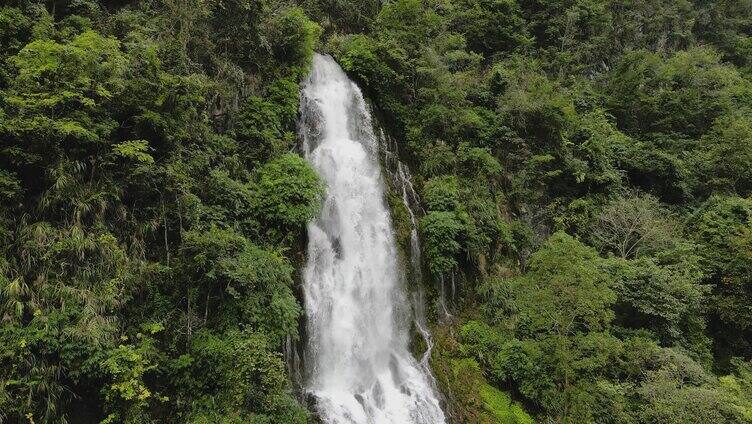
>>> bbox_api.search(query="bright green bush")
[423,175,460,212]
[252,153,324,239]
[421,211,464,276]
[480,383,534,424]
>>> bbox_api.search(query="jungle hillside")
[1,0,752,423]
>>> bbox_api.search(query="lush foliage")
[0,1,322,422]
[3,0,752,423]
[318,0,752,422]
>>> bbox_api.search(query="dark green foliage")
[689,196,752,367]
[694,0,752,67]
[470,233,622,421]
[604,47,750,139]
[319,0,752,420]
[0,6,33,86]
[0,1,320,422]
[184,330,307,424]
[235,96,289,164]
[605,255,710,358]
[450,0,530,56]
[697,113,752,196]
[461,234,747,422]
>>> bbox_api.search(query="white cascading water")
[300,53,446,424]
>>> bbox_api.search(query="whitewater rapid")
[300,53,446,424]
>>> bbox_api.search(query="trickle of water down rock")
[300,53,446,424]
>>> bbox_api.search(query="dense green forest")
[1,0,752,423]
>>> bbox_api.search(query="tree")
[689,196,752,364]
[605,254,709,357]
[698,113,752,196]
[635,350,750,424]
[478,232,619,421]
[506,232,615,337]
[450,0,530,56]
[604,47,748,139]
[592,191,679,258]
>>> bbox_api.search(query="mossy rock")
[431,327,533,424]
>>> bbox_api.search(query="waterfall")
[300,53,446,424]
